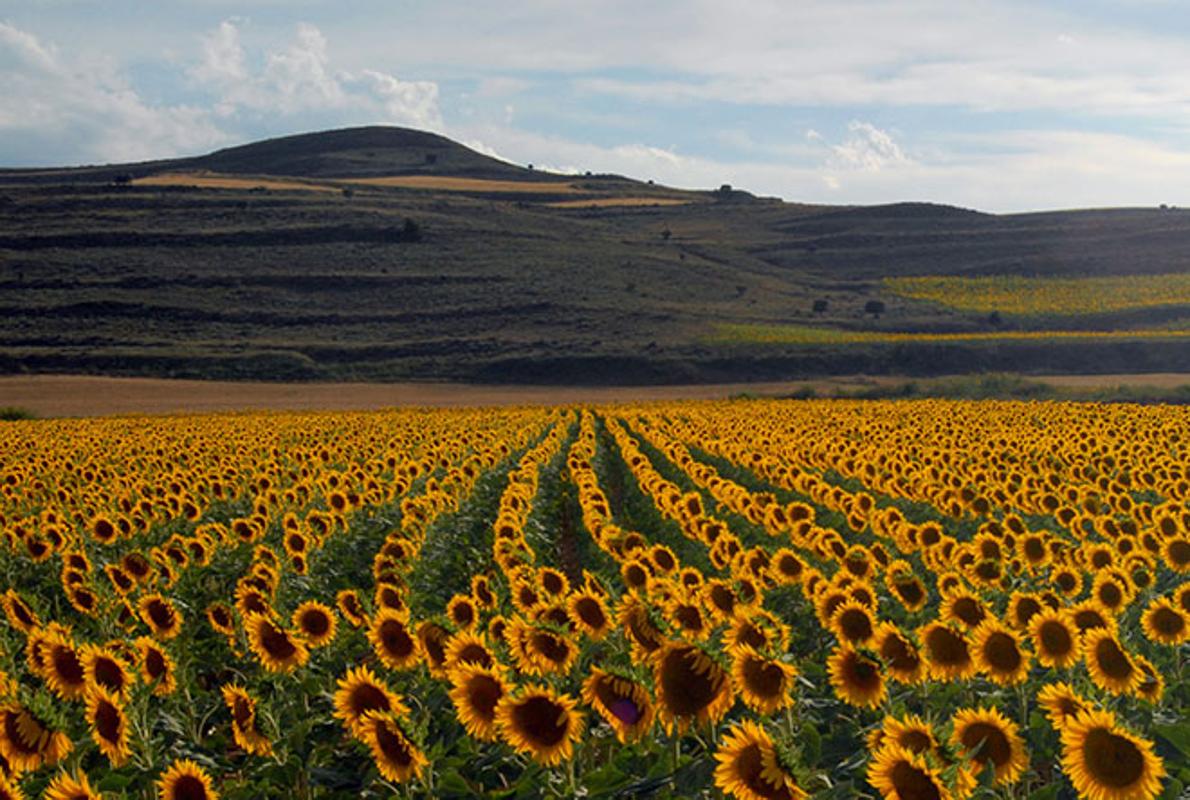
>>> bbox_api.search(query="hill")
[2,126,1189,384]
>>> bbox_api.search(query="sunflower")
[205,603,236,637]
[470,574,497,610]
[1006,592,1044,630]
[867,744,953,800]
[880,713,940,757]
[332,665,407,736]
[244,613,309,674]
[1,590,40,633]
[653,641,734,733]
[827,645,887,709]
[134,636,176,695]
[416,621,451,678]
[291,601,337,648]
[81,644,132,700]
[519,625,577,676]
[446,595,479,630]
[941,591,988,630]
[138,594,183,640]
[950,707,1028,786]
[724,611,790,654]
[448,663,508,741]
[0,773,24,800]
[1029,609,1081,669]
[1140,598,1188,646]
[971,620,1030,686]
[581,667,655,744]
[874,623,926,684]
[713,719,808,800]
[41,630,88,700]
[829,600,879,646]
[44,770,102,800]
[887,573,929,614]
[84,685,130,767]
[1059,709,1165,800]
[1083,629,1140,695]
[1132,655,1164,704]
[365,611,415,672]
[358,710,428,784]
[618,595,666,658]
[157,759,218,800]
[1036,682,1091,729]
[495,683,584,766]
[666,597,712,641]
[917,621,976,681]
[335,589,369,628]
[221,684,271,756]
[1068,601,1117,636]
[0,702,72,772]
[567,590,612,640]
[731,647,797,715]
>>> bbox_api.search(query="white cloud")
[829,121,910,172]
[189,20,443,130]
[0,22,228,164]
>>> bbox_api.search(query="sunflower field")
[0,399,1187,799]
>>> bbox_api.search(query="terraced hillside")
[2,126,1190,383]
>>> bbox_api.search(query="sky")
[2,1,1189,212]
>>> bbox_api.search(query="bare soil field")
[2,373,1189,418]
[133,172,338,192]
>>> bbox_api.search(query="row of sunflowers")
[0,399,1186,798]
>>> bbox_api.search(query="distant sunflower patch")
[886,272,1190,316]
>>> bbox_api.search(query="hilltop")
[2,126,1189,384]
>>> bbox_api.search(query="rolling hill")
[2,126,1189,384]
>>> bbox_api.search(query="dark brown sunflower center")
[1167,540,1190,566]
[660,649,723,716]
[743,656,786,698]
[951,597,985,627]
[1151,607,1184,636]
[378,620,415,657]
[925,627,969,665]
[94,657,126,692]
[890,760,942,800]
[511,696,568,747]
[845,653,881,690]
[454,643,493,668]
[1013,598,1042,626]
[530,632,570,664]
[147,601,175,629]
[52,646,86,685]
[983,632,1022,673]
[374,720,415,766]
[674,605,704,631]
[145,649,167,679]
[300,611,330,636]
[1083,728,1144,788]
[894,579,925,606]
[575,598,606,629]
[421,625,448,666]
[880,633,920,672]
[961,723,1011,768]
[172,774,211,800]
[1039,621,1073,655]
[838,609,873,642]
[349,684,391,717]
[95,700,122,742]
[464,675,503,719]
[899,730,933,754]
[1094,638,1133,680]
[261,623,297,659]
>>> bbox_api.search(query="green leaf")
[1027,785,1059,800]
[97,773,135,791]
[1155,722,1190,758]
